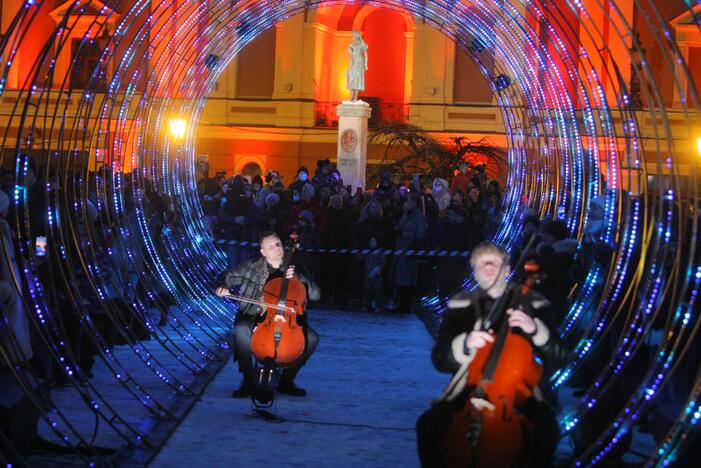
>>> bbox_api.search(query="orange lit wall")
[363,9,406,104]
[689,47,701,101]
[337,6,361,31]
[197,132,338,182]
[7,1,54,89]
[527,1,580,109]
[312,26,347,103]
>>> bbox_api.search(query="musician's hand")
[215,287,229,297]
[466,330,494,350]
[507,308,537,335]
[286,266,295,279]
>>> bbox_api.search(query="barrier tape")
[212,238,471,257]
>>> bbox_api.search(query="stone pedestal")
[335,101,372,192]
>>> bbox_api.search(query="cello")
[249,233,307,367]
[441,260,543,467]
[223,234,307,406]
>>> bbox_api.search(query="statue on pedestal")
[346,31,369,102]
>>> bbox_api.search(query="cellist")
[416,241,567,467]
[215,231,320,398]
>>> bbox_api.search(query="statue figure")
[346,31,368,101]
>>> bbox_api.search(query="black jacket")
[217,256,320,318]
[433,286,568,400]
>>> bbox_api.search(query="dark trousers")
[416,393,467,467]
[233,315,319,382]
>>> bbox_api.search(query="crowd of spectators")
[198,158,504,313]
[0,152,615,386]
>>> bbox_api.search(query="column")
[335,101,372,191]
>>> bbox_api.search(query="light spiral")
[0,0,698,465]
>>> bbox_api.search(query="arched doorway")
[241,162,262,177]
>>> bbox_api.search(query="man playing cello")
[416,241,567,467]
[215,231,320,398]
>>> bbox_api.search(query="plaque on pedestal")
[335,101,372,192]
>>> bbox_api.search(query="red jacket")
[288,200,327,235]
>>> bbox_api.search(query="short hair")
[258,231,280,244]
[470,241,510,267]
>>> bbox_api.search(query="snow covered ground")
[25,304,657,467]
[150,308,445,467]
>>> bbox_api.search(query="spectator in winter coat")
[288,183,327,236]
[362,237,386,312]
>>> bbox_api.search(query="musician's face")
[473,252,509,289]
[260,236,284,262]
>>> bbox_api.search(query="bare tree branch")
[368,120,506,184]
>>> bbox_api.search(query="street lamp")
[169,118,187,141]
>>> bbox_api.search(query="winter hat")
[299,210,315,222]
[432,178,449,193]
[589,196,605,210]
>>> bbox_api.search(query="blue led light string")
[584,0,693,462]
[15,0,198,442]
[536,0,644,400]
[54,2,212,406]
[649,266,701,466]
[506,2,624,391]
[115,0,226,330]
[2,0,230,454]
[106,1,236,365]
[455,2,561,240]
[131,0,238,332]
[135,6,243,370]
[411,2,695,464]
[556,0,696,460]
[0,1,138,454]
[0,0,698,464]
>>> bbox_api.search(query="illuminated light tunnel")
[0,0,699,466]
